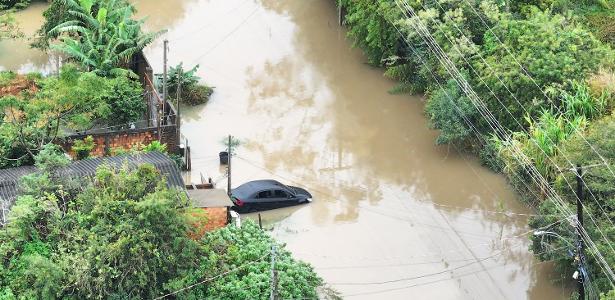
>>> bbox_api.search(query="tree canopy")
[0,146,323,299]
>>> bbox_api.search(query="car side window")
[257,190,272,199]
[274,190,288,198]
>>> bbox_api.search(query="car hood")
[290,186,312,198]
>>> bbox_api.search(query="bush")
[100,76,146,125]
[182,84,214,105]
[425,80,478,146]
[71,136,95,160]
[168,63,214,106]
[477,11,610,131]
[0,0,30,10]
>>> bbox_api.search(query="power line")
[170,0,252,42]
[422,0,615,250]
[188,5,260,65]
[341,247,564,298]
[460,0,615,185]
[395,0,615,286]
[329,243,519,286]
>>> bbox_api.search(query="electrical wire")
[341,247,564,298]
[188,5,261,65]
[397,0,613,281]
[395,0,615,286]
[422,0,615,249]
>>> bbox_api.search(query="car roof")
[232,180,288,198]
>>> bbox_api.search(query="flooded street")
[3,0,567,298]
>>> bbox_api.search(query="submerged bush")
[169,63,214,106]
[425,80,478,146]
[182,84,214,105]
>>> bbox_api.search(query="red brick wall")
[187,207,229,240]
[62,129,158,159]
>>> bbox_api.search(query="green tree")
[0,0,30,10]
[0,152,324,298]
[0,64,110,167]
[338,0,401,66]
[100,75,146,125]
[168,63,214,106]
[166,221,323,300]
[476,11,610,131]
[530,113,615,294]
[425,79,478,145]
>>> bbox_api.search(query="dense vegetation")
[0,0,29,10]
[49,0,163,76]
[339,0,615,297]
[0,145,322,299]
[0,64,145,168]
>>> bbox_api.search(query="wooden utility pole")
[176,67,182,146]
[163,39,168,123]
[575,165,585,300]
[227,135,232,196]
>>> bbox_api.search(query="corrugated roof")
[0,152,185,225]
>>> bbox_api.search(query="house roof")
[188,188,234,208]
[0,152,185,224]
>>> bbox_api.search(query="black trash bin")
[219,151,229,165]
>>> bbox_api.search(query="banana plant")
[49,0,164,77]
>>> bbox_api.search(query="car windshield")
[279,183,295,195]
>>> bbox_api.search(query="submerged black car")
[231,180,312,212]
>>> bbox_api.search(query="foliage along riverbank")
[337,0,615,297]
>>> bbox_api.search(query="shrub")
[71,136,95,160]
[425,80,478,146]
[168,63,214,106]
[477,11,610,131]
[141,140,167,153]
[182,83,214,105]
[100,76,145,125]
[0,0,30,10]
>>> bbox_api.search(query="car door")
[255,190,275,208]
[273,189,291,206]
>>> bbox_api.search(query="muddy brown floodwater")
[4,0,569,299]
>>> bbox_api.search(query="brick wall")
[62,128,160,158]
[187,207,229,240]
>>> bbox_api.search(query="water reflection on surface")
[0,3,55,73]
[3,0,567,299]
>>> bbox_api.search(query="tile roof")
[0,152,185,225]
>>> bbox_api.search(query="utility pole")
[176,66,182,147]
[162,39,168,124]
[575,164,585,300]
[227,135,232,196]
[269,245,277,300]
